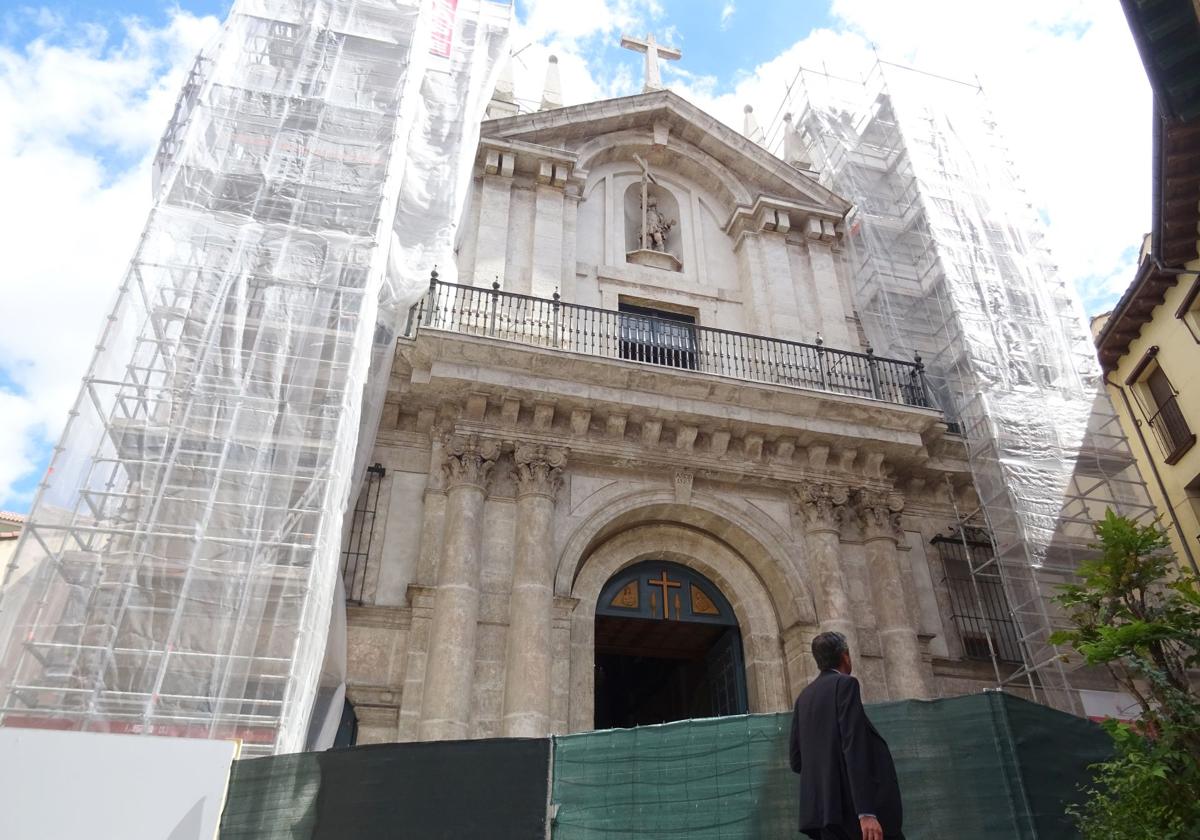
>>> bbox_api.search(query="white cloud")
[506,0,662,110]
[0,10,220,508]
[720,3,736,31]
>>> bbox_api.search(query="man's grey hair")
[811,631,849,671]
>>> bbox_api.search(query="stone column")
[858,490,930,699]
[418,435,499,741]
[793,483,858,654]
[501,444,566,737]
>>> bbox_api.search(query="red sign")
[430,0,458,58]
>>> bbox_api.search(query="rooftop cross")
[619,33,681,93]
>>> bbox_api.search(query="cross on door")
[647,570,681,619]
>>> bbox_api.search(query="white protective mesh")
[789,62,1156,711]
[0,0,509,756]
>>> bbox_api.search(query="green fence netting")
[215,693,1111,839]
[220,738,550,840]
[549,693,1112,840]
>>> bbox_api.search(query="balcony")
[1147,393,1196,465]
[403,279,933,411]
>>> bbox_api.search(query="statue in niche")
[643,195,676,252]
[635,154,676,252]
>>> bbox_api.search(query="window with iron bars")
[341,462,386,604]
[617,302,698,370]
[931,527,1023,664]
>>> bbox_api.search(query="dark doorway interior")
[594,614,746,730]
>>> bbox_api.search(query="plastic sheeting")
[790,62,1155,710]
[0,0,509,757]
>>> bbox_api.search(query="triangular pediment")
[480,89,851,221]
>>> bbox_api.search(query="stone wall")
[344,422,1000,743]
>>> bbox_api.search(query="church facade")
[340,86,998,744]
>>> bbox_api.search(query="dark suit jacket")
[789,670,903,838]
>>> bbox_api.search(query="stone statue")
[634,154,676,252]
[642,196,676,252]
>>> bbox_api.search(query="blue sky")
[0,0,1152,511]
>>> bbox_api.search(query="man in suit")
[789,631,904,840]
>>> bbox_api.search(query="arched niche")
[623,181,683,271]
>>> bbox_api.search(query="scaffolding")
[789,61,1156,712]
[0,0,508,756]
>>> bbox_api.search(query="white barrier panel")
[0,729,238,840]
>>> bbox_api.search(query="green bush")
[1049,511,1200,839]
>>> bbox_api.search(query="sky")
[0,0,1152,512]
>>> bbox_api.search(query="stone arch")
[556,486,817,628]
[568,522,792,732]
[574,130,754,211]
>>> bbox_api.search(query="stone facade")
[343,89,1006,744]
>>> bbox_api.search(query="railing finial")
[493,277,501,292]
[914,352,924,370]
[553,289,560,302]
[815,332,823,346]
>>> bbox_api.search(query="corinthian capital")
[442,434,501,490]
[792,483,851,532]
[513,443,567,499]
[856,489,905,541]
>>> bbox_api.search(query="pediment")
[479,89,852,223]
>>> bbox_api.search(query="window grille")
[1142,366,1195,463]
[932,527,1023,664]
[617,302,698,370]
[341,462,385,604]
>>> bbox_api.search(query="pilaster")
[734,231,777,336]
[474,155,515,285]
[805,226,851,348]
[532,165,567,298]
[759,230,803,341]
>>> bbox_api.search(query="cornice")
[481,89,851,214]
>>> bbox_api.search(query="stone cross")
[633,153,657,250]
[620,33,681,93]
[647,569,680,619]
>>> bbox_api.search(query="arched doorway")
[594,560,748,729]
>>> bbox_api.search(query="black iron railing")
[1147,394,1195,463]
[404,277,933,409]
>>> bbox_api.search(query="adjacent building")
[1094,0,1200,571]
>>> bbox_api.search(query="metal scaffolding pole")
[787,59,1157,712]
[0,0,510,756]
